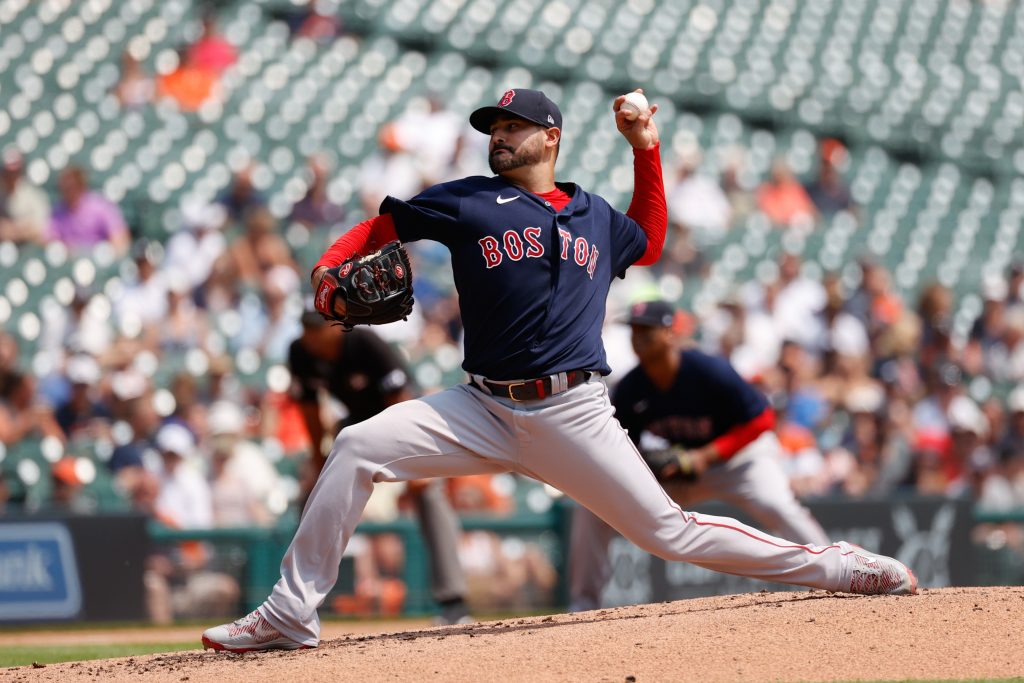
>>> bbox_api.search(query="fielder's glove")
[642,446,702,483]
[314,241,414,329]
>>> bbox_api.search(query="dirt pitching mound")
[6,587,1024,682]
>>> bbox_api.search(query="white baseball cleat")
[202,609,312,653]
[845,545,918,596]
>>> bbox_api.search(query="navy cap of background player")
[469,89,562,135]
[626,300,677,328]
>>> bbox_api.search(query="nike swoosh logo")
[496,195,519,204]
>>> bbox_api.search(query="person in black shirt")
[288,310,470,625]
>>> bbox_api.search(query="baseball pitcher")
[203,88,915,653]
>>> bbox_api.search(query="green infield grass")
[0,642,199,668]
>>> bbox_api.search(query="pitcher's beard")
[489,145,542,174]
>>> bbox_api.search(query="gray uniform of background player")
[570,302,829,611]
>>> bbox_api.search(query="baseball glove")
[314,241,414,329]
[642,446,701,483]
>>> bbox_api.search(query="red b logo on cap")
[499,89,515,107]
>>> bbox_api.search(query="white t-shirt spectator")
[774,277,826,347]
[667,173,731,243]
[156,460,214,529]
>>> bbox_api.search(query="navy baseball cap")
[626,300,677,327]
[470,88,562,134]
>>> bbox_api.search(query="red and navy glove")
[314,241,414,329]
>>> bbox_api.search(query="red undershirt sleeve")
[711,407,776,460]
[313,214,399,275]
[626,143,668,266]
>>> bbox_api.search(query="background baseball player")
[289,306,471,624]
[203,87,915,653]
[569,299,830,612]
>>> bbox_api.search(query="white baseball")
[620,92,649,121]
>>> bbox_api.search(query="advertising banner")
[600,497,974,606]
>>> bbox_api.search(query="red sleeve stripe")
[712,407,776,460]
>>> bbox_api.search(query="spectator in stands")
[757,158,817,227]
[290,155,346,228]
[0,371,64,447]
[219,207,297,289]
[703,288,781,378]
[833,381,914,493]
[998,388,1024,463]
[38,286,114,364]
[916,283,956,371]
[55,355,110,439]
[187,13,238,75]
[719,147,756,223]
[166,373,202,435]
[358,126,425,217]
[391,96,463,186]
[984,307,1024,383]
[206,401,282,525]
[449,475,557,611]
[156,46,221,113]
[159,280,209,352]
[1006,261,1024,310]
[772,253,827,349]
[109,388,161,473]
[666,147,731,245]
[805,139,855,218]
[810,288,870,363]
[0,332,18,392]
[113,51,155,109]
[773,340,829,435]
[254,265,302,363]
[146,422,241,624]
[874,314,925,400]
[912,361,963,438]
[154,424,213,529]
[290,0,343,42]
[943,396,992,499]
[844,258,904,341]
[48,165,129,254]
[217,165,266,223]
[963,279,1008,376]
[0,147,50,243]
[50,457,97,515]
[163,201,228,292]
[209,432,274,527]
[116,241,170,336]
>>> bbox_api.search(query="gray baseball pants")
[414,479,466,604]
[260,378,859,646]
[569,432,831,611]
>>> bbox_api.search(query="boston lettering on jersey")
[381,176,647,381]
[478,226,600,279]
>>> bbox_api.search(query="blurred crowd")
[2,7,1024,619]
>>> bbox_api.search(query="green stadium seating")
[0,0,1020,420]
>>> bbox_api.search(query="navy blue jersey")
[381,176,648,380]
[613,349,769,449]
